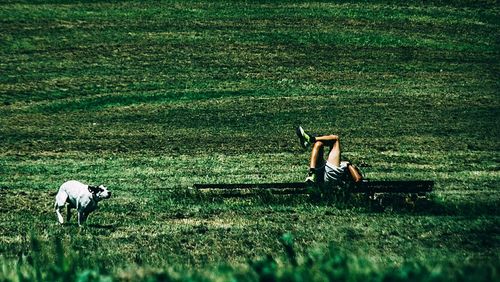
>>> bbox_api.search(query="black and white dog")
[54,180,111,226]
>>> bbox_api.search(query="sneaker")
[305,174,316,184]
[305,168,317,184]
[295,126,313,149]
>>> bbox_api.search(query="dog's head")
[88,185,111,200]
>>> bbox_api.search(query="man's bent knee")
[313,141,325,150]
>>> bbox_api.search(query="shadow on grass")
[59,222,117,232]
[411,198,500,217]
[160,187,500,217]
[86,223,117,231]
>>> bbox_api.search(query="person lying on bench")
[296,126,363,188]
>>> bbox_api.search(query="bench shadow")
[193,189,499,217]
[359,195,500,216]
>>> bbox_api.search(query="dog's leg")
[78,209,90,226]
[66,205,72,222]
[81,212,89,224]
[55,203,64,224]
[77,211,83,227]
[54,191,68,224]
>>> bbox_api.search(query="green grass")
[0,0,499,281]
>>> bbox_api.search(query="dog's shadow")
[61,222,117,232]
[86,223,117,231]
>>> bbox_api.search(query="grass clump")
[0,0,498,281]
[1,233,498,282]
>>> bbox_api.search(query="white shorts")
[317,161,348,188]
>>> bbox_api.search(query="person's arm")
[347,164,363,183]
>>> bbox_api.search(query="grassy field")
[0,0,499,281]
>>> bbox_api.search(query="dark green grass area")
[0,0,499,281]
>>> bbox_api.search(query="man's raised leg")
[306,134,340,183]
[306,141,325,183]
